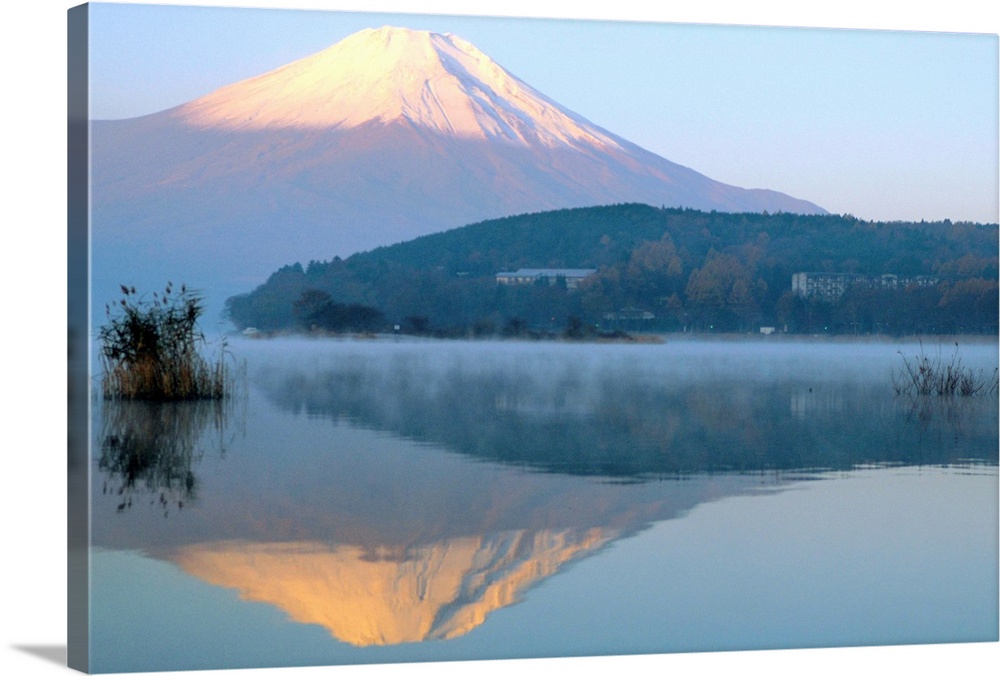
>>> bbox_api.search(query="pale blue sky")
[86,1,998,224]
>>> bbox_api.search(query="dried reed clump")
[99,283,232,400]
[892,343,999,398]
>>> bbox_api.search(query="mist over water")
[245,333,997,387]
[245,336,999,474]
[87,335,998,672]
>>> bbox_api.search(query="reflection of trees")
[98,399,238,515]
[257,357,997,478]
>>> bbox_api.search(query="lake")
[87,336,999,673]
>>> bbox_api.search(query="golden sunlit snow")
[170,528,616,646]
[175,26,620,151]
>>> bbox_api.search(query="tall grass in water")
[99,283,233,400]
[892,342,998,397]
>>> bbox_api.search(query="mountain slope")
[90,26,826,320]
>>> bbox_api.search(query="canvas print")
[67,2,999,673]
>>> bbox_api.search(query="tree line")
[224,204,998,336]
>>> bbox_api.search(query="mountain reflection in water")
[170,528,617,646]
[93,403,775,645]
[90,338,998,654]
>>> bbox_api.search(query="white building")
[495,268,597,290]
[792,272,939,301]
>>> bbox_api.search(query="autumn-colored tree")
[685,253,764,330]
[623,233,684,302]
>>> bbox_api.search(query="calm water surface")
[88,337,999,673]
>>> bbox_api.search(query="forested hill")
[225,204,999,335]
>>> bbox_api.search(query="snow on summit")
[91,24,827,321]
[175,26,620,151]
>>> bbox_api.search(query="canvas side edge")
[67,3,91,673]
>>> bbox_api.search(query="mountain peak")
[92,25,827,307]
[172,26,620,150]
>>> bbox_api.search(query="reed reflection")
[98,398,239,515]
[896,394,997,449]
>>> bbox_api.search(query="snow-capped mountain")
[90,26,825,316]
[173,25,616,148]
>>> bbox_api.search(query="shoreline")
[235,329,998,347]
